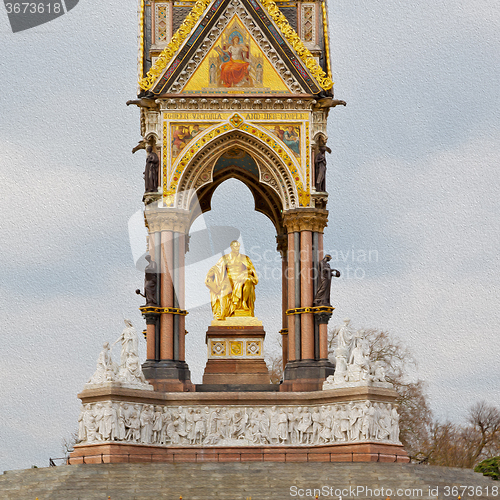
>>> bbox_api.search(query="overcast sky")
[0,0,499,473]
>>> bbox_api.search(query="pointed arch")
[174,128,299,225]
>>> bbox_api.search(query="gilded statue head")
[230,240,240,254]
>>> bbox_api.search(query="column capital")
[282,208,329,233]
[144,207,191,233]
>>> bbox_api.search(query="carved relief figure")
[205,240,258,320]
[88,342,117,385]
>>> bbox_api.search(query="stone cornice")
[282,208,328,233]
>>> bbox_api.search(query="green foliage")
[475,456,500,480]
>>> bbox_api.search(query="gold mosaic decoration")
[139,0,212,90]
[163,117,310,206]
[229,113,244,128]
[139,0,333,91]
[321,2,333,82]
[230,341,243,356]
[211,340,226,356]
[303,121,310,207]
[246,340,262,356]
[138,0,145,80]
[260,0,333,90]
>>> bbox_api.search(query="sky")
[0,0,499,473]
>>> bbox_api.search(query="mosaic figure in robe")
[205,240,258,320]
[215,36,252,88]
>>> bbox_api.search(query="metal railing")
[50,450,408,467]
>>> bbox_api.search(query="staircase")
[0,462,497,500]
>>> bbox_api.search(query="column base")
[142,360,194,392]
[281,359,335,392]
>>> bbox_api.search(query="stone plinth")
[70,442,408,464]
[72,385,408,464]
[203,319,270,385]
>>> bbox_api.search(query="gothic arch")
[175,129,300,222]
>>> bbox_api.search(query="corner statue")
[205,240,258,320]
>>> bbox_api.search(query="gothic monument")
[70,0,408,463]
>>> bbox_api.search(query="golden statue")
[205,240,258,320]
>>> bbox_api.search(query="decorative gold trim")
[139,306,189,315]
[139,0,212,90]
[138,0,145,81]
[139,0,333,91]
[163,118,309,206]
[321,1,333,83]
[260,0,333,90]
[286,306,334,315]
[246,340,262,356]
[302,121,310,207]
[229,113,244,128]
[230,341,243,356]
[210,340,227,356]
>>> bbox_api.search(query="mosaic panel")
[262,123,301,158]
[155,3,169,43]
[182,15,289,94]
[301,4,316,45]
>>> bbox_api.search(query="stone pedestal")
[202,317,270,386]
[71,384,408,464]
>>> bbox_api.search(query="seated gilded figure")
[205,240,258,320]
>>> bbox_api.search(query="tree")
[266,352,284,385]
[467,401,500,465]
[418,404,500,468]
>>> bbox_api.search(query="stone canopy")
[139,0,334,96]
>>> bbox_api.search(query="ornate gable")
[139,0,333,96]
[174,14,293,95]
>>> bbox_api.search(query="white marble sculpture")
[85,320,152,390]
[87,342,117,385]
[323,321,392,389]
[76,400,401,447]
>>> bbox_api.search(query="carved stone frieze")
[77,399,401,447]
[282,208,328,233]
[157,98,314,112]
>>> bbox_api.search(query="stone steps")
[0,462,497,500]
